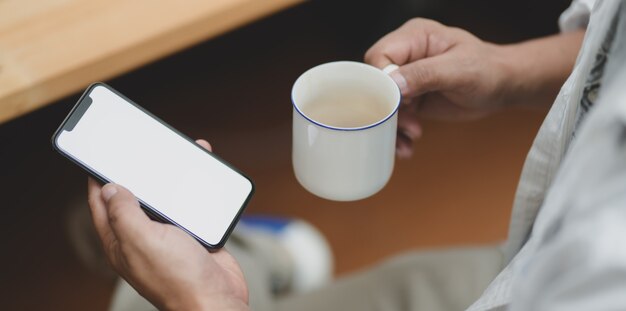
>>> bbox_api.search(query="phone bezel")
[51,82,255,249]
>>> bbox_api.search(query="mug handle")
[382,64,399,75]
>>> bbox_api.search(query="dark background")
[0,1,570,309]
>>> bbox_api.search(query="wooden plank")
[0,0,303,124]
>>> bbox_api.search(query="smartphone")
[52,83,254,249]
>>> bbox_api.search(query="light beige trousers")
[110,244,503,311]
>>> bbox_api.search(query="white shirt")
[467,0,626,310]
[559,0,597,32]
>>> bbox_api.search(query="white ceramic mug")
[292,61,401,201]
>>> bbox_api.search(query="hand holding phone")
[87,178,249,310]
[53,83,254,248]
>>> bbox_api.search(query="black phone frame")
[51,82,255,250]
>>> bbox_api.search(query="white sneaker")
[235,216,334,293]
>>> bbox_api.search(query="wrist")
[485,42,522,109]
[493,42,537,108]
[496,30,585,109]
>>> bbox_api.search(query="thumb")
[101,183,152,241]
[389,56,451,98]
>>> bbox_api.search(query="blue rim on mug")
[291,61,402,132]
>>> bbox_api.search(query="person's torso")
[466,0,624,309]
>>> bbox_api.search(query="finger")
[391,56,453,98]
[395,103,422,159]
[365,18,449,69]
[396,131,414,159]
[100,183,152,242]
[365,23,419,69]
[87,178,118,251]
[195,139,212,152]
[398,106,423,140]
[365,33,413,69]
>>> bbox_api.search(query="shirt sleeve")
[558,0,597,32]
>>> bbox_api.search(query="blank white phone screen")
[55,85,252,246]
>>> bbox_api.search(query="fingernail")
[101,184,118,202]
[389,70,408,95]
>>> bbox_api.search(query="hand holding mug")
[365,18,585,158]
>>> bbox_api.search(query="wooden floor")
[0,1,567,310]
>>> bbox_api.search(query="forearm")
[499,29,585,108]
